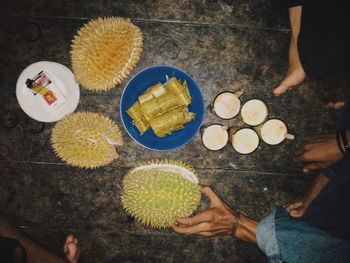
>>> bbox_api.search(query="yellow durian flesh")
[126,101,143,120]
[51,112,123,169]
[157,93,178,112]
[122,160,200,228]
[126,77,195,136]
[140,97,164,121]
[176,80,191,106]
[146,82,167,97]
[164,77,185,94]
[134,118,150,135]
[138,92,154,104]
[149,107,195,137]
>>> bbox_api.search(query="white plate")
[16,61,80,122]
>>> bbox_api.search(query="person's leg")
[0,214,80,263]
[273,6,306,96]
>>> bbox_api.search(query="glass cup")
[201,124,229,151]
[240,99,268,126]
[255,119,294,145]
[229,127,259,154]
[212,91,244,120]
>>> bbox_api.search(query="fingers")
[293,151,312,163]
[196,229,226,237]
[302,162,327,173]
[293,144,316,162]
[199,186,222,208]
[174,210,213,226]
[172,222,211,235]
[304,135,332,143]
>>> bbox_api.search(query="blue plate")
[120,66,204,151]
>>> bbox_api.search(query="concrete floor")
[0,1,349,262]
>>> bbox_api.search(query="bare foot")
[63,235,80,263]
[285,173,329,217]
[274,36,306,96]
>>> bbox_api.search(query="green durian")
[122,160,200,228]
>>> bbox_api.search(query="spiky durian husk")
[122,160,200,228]
[71,17,143,91]
[51,112,123,169]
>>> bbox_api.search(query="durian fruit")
[71,17,143,91]
[51,112,123,169]
[122,160,201,228]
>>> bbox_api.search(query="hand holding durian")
[172,186,257,243]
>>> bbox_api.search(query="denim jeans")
[256,206,350,263]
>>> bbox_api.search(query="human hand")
[293,134,344,173]
[172,186,239,237]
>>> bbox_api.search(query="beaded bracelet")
[336,131,346,156]
[340,130,350,155]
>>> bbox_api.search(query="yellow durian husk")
[121,160,200,228]
[51,112,123,169]
[71,17,143,91]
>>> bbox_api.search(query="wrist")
[337,130,350,155]
[234,214,257,243]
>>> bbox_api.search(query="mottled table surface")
[0,1,348,262]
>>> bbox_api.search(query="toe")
[273,84,291,96]
[274,68,306,96]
